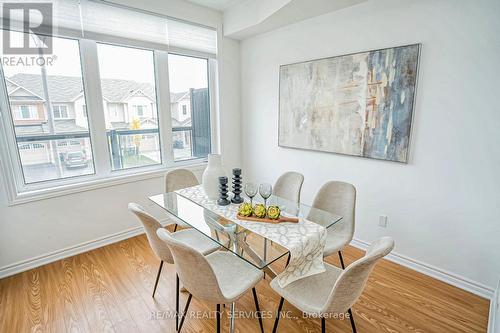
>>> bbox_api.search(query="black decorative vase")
[217,176,230,206]
[231,168,243,204]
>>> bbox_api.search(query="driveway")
[22,161,95,184]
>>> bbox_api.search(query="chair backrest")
[310,181,356,241]
[273,171,304,203]
[156,229,226,303]
[128,203,174,264]
[165,169,199,193]
[323,237,394,314]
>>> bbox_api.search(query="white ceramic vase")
[202,154,226,200]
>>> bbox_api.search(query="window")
[17,105,33,119]
[1,32,95,184]
[14,105,37,120]
[0,4,216,200]
[53,105,69,119]
[168,54,211,161]
[107,104,119,118]
[97,43,161,171]
[134,105,146,117]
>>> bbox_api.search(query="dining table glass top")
[149,190,343,271]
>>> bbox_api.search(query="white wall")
[240,0,500,289]
[495,280,500,332]
[0,1,242,275]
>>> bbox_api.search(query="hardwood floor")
[0,234,489,333]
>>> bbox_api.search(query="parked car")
[65,151,88,169]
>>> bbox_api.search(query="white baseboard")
[0,226,145,279]
[350,238,494,300]
[488,280,499,333]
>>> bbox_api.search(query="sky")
[2,31,208,93]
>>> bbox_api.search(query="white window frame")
[107,103,117,117]
[16,105,37,120]
[52,105,69,119]
[133,104,146,117]
[0,33,218,205]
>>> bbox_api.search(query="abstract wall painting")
[278,44,420,163]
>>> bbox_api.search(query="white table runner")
[176,185,327,287]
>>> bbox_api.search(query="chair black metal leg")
[252,288,264,333]
[272,297,285,333]
[173,224,178,232]
[176,274,179,331]
[216,304,221,333]
[178,293,192,332]
[338,251,346,269]
[321,317,326,333]
[348,308,357,333]
[285,252,291,268]
[152,261,163,298]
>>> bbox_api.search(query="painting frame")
[278,43,421,163]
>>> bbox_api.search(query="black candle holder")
[217,176,230,206]
[231,168,243,204]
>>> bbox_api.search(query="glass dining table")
[149,190,343,278]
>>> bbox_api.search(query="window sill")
[8,161,207,206]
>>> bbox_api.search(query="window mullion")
[79,39,111,177]
[154,50,174,166]
[0,65,26,198]
[208,58,220,155]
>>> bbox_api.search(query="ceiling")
[112,0,367,40]
[185,0,244,11]
[222,0,367,39]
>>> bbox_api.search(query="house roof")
[6,80,20,94]
[14,119,88,137]
[100,79,155,102]
[8,74,83,102]
[7,74,187,103]
[171,117,192,127]
[171,91,189,103]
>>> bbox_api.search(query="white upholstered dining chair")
[157,228,265,333]
[128,203,220,330]
[164,169,199,231]
[310,181,356,268]
[273,171,304,204]
[271,237,394,333]
[267,171,305,273]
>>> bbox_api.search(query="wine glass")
[259,183,272,207]
[244,182,257,205]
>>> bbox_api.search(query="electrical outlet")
[378,215,388,228]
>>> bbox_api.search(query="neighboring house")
[6,73,193,166]
[170,91,191,124]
